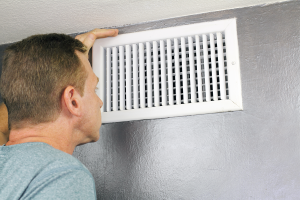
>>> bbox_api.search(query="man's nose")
[99,98,103,108]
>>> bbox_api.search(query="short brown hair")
[0,33,88,129]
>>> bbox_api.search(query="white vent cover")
[93,18,242,123]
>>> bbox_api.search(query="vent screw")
[232,61,236,65]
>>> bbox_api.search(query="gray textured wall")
[73,1,300,199]
[0,43,11,103]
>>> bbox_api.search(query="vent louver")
[93,18,242,123]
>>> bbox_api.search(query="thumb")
[82,33,96,53]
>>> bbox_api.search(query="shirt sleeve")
[20,166,97,200]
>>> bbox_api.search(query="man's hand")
[75,29,118,57]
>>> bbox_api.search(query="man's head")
[0,33,88,129]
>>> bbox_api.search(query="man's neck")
[6,118,80,155]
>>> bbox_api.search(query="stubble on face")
[76,51,102,143]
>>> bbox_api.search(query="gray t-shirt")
[0,142,96,200]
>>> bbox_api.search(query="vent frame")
[93,18,242,123]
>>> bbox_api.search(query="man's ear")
[62,86,83,117]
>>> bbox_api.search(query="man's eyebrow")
[97,77,99,83]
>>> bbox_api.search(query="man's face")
[76,51,103,142]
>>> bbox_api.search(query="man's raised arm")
[0,102,8,145]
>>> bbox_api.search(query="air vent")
[93,18,242,123]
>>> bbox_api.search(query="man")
[0,29,118,199]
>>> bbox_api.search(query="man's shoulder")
[0,142,96,200]
[3,142,83,166]
[3,142,92,177]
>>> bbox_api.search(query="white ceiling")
[0,0,288,45]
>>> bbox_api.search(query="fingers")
[75,29,118,57]
[90,29,119,39]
